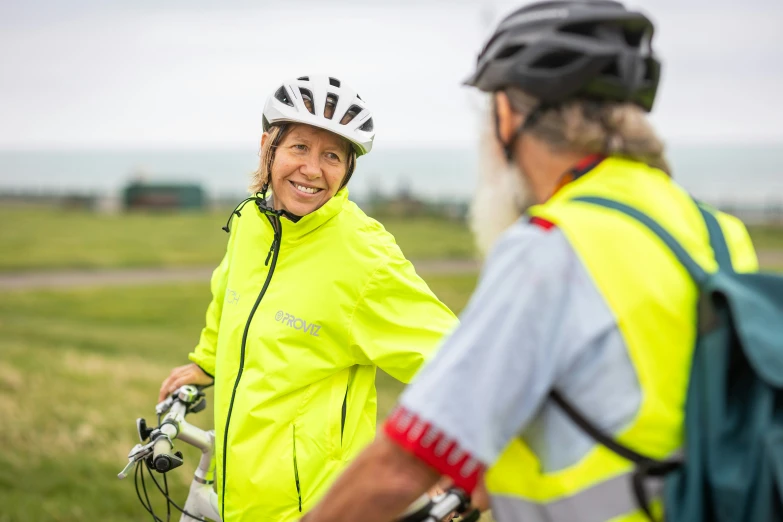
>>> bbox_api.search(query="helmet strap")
[494,100,548,164]
[503,122,525,162]
[338,151,357,190]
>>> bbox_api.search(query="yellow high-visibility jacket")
[189,189,458,521]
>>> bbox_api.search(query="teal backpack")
[550,196,783,521]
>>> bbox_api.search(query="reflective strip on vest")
[490,468,665,522]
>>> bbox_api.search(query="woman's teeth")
[294,183,320,195]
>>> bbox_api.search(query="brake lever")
[155,384,204,416]
[118,457,137,480]
[118,441,154,479]
[155,396,175,416]
[188,397,207,414]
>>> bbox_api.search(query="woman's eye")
[293,144,307,151]
[325,152,341,162]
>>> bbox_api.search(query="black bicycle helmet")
[464,0,661,112]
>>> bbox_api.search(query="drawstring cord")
[221,184,301,268]
[220,185,285,266]
[221,185,295,233]
[222,194,265,233]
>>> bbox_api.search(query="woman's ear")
[261,131,270,149]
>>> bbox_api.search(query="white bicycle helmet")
[262,75,376,156]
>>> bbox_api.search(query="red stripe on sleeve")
[529,216,556,230]
[383,406,485,493]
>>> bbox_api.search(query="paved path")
[0,259,482,291]
[3,250,782,291]
[758,249,783,267]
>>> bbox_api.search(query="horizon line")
[1,138,782,153]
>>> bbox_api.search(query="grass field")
[0,272,477,522]
[2,204,783,522]
[0,207,477,521]
[2,206,783,273]
[745,224,783,250]
[0,207,475,272]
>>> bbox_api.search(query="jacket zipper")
[220,214,282,522]
[340,366,356,446]
[293,424,302,512]
[341,385,349,445]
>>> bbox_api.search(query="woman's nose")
[300,151,322,178]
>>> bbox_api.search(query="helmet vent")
[359,118,374,133]
[531,49,582,69]
[496,45,525,60]
[601,60,620,77]
[299,88,315,114]
[340,105,363,125]
[324,93,339,120]
[297,76,310,81]
[274,86,294,107]
[329,77,341,87]
[622,27,647,47]
[559,23,595,37]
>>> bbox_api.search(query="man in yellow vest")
[302,1,758,521]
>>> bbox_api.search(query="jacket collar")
[264,188,348,243]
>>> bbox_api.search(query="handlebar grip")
[395,488,468,522]
[427,491,464,521]
[151,433,183,472]
[396,489,472,522]
[152,435,175,471]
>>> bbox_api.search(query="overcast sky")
[1,0,782,150]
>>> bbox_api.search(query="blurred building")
[122,181,205,211]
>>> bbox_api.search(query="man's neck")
[519,139,588,204]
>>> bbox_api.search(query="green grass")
[3,201,780,522]
[0,207,475,272]
[748,225,783,250]
[4,205,783,273]
[379,217,475,260]
[0,283,216,522]
[0,207,230,272]
[0,272,477,522]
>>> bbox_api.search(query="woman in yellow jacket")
[157,75,458,522]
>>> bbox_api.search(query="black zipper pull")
[265,239,275,266]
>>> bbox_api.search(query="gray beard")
[469,119,535,258]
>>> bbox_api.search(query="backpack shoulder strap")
[550,390,651,463]
[695,202,734,271]
[571,196,709,286]
[551,195,703,520]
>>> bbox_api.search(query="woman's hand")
[158,363,213,402]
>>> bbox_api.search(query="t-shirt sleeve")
[383,221,594,492]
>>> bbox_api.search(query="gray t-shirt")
[398,218,641,473]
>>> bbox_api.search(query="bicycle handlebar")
[122,385,477,522]
[396,488,479,522]
[151,428,182,472]
[119,387,201,478]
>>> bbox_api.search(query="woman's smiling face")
[264,123,351,216]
